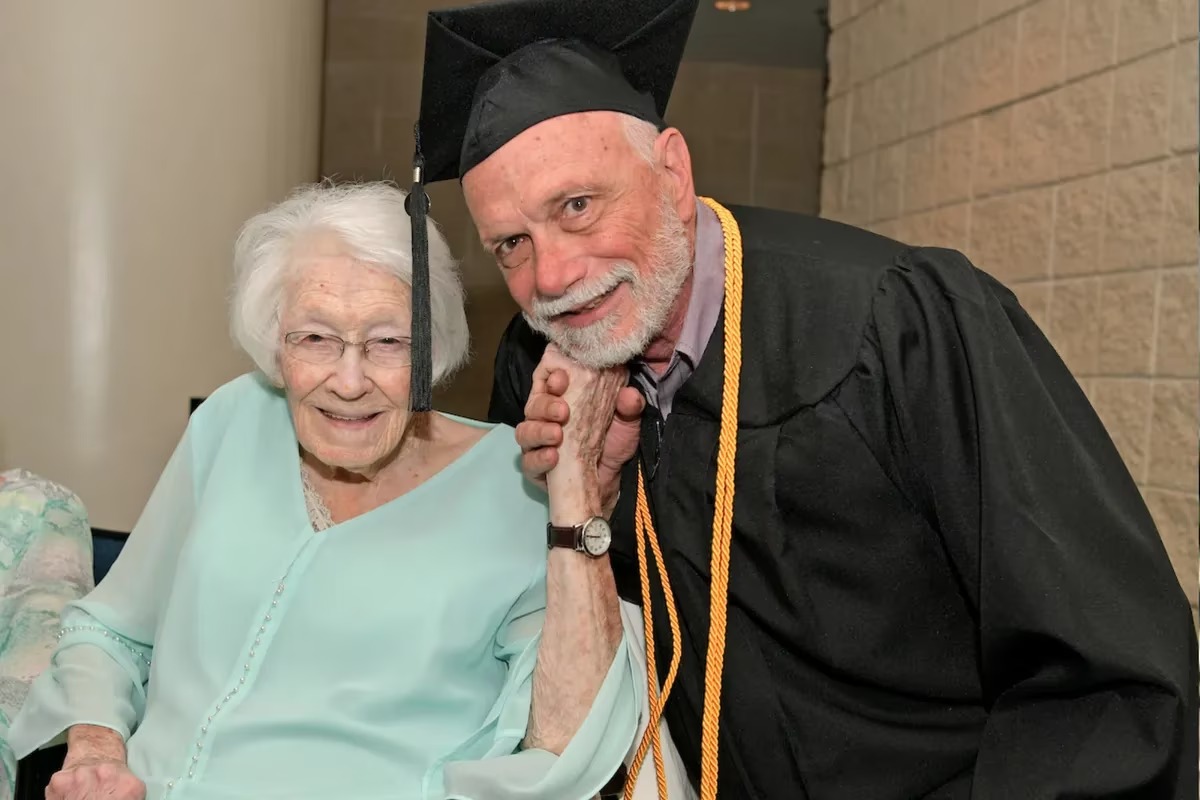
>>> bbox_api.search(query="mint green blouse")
[7,373,641,799]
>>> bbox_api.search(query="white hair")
[230,181,468,385]
[622,115,660,165]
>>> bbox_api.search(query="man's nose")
[532,240,589,299]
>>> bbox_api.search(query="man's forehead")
[465,113,633,209]
[478,113,630,178]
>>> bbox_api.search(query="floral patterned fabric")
[0,469,94,800]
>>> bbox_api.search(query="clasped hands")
[516,345,644,513]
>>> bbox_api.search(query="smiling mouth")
[319,409,383,423]
[558,287,616,319]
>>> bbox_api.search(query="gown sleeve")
[487,313,549,428]
[870,246,1198,798]
[5,427,197,757]
[436,566,643,800]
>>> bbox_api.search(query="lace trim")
[300,465,334,533]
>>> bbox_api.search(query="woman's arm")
[525,347,630,755]
[63,725,126,766]
[436,561,641,800]
[43,725,146,800]
[7,425,198,762]
[435,353,643,800]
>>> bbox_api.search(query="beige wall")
[0,1,325,530]
[321,0,825,418]
[822,0,1199,613]
[667,62,826,215]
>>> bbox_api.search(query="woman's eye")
[370,337,409,352]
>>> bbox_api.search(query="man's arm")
[876,248,1197,798]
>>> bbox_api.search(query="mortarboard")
[403,0,699,411]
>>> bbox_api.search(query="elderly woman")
[6,182,640,800]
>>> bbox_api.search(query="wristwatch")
[546,516,612,557]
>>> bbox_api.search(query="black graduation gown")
[488,205,1198,800]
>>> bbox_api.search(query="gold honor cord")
[624,197,743,800]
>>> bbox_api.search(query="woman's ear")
[269,358,287,390]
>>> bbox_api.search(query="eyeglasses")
[283,331,412,368]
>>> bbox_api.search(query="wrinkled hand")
[46,757,146,800]
[515,345,644,510]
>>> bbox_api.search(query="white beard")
[523,193,693,369]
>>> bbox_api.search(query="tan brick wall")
[824,0,1199,615]
[321,0,825,419]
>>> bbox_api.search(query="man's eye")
[564,197,590,216]
[496,235,525,256]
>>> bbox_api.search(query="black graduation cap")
[403,0,698,411]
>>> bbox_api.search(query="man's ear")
[656,127,697,224]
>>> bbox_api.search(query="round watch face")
[581,517,612,557]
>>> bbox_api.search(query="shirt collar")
[673,199,726,369]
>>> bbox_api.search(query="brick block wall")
[824,0,1199,617]
[321,0,825,418]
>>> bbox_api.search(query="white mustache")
[530,264,637,319]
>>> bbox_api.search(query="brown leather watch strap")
[546,523,580,550]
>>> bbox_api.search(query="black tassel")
[405,121,433,412]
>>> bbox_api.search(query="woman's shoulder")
[189,372,284,428]
[432,412,513,448]
[432,412,547,513]
[183,372,289,471]
[434,413,520,477]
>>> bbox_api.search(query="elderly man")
[405,1,1198,798]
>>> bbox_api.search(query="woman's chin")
[297,409,405,475]
[308,451,378,476]
[302,437,385,473]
